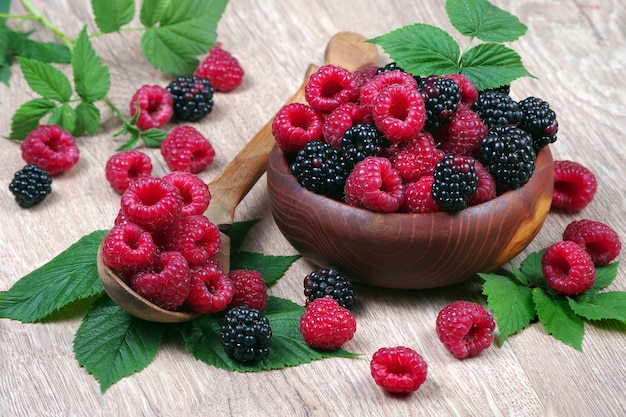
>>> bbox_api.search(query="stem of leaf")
[19,0,74,50]
[102,96,130,125]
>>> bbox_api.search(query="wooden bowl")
[266,145,554,289]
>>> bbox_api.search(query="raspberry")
[391,146,445,183]
[129,84,173,130]
[272,102,324,153]
[20,124,79,176]
[163,215,221,267]
[439,108,488,157]
[130,251,191,310]
[542,241,596,296]
[120,176,182,232]
[359,69,418,112]
[9,164,52,208]
[344,156,404,213]
[161,125,215,173]
[227,269,268,311]
[303,267,355,310]
[166,75,215,122]
[371,84,426,143]
[220,305,272,363]
[472,90,522,127]
[562,219,621,267]
[105,150,153,194]
[351,65,378,90]
[443,73,478,107]
[194,43,244,92]
[370,346,428,394]
[389,130,437,155]
[431,154,478,212]
[552,160,597,211]
[101,222,157,273]
[299,298,356,350]
[304,64,359,113]
[467,160,496,206]
[186,259,234,314]
[162,171,211,217]
[517,96,558,151]
[339,123,389,167]
[418,75,461,129]
[290,140,351,199]
[436,300,496,359]
[322,102,370,147]
[400,176,441,213]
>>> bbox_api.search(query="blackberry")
[375,62,406,75]
[479,125,536,189]
[304,267,355,310]
[418,75,461,129]
[481,85,511,96]
[290,140,351,199]
[339,123,390,167]
[9,164,52,208]
[166,75,215,122]
[472,90,522,127]
[220,305,272,364]
[431,154,478,212]
[517,96,558,151]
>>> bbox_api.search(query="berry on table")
[304,64,359,113]
[290,140,351,199]
[436,300,496,359]
[552,160,597,211]
[227,269,268,311]
[129,84,173,130]
[418,74,461,129]
[272,102,324,153]
[299,297,356,350]
[163,214,221,267]
[120,176,183,232]
[517,96,558,151]
[563,219,621,267]
[9,164,52,208]
[370,346,428,394]
[194,43,244,92]
[105,150,153,194]
[166,75,215,122]
[161,125,216,173]
[20,124,79,176]
[431,154,479,212]
[344,156,405,213]
[542,240,596,296]
[185,259,234,314]
[303,267,355,310]
[162,171,211,217]
[220,305,272,363]
[371,84,426,143]
[101,222,157,273]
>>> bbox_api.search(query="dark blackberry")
[220,305,272,364]
[339,123,390,167]
[418,75,461,129]
[482,85,511,96]
[517,96,558,151]
[375,62,406,75]
[479,125,537,189]
[290,140,351,199]
[9,164,52,208]
[166,75,214,122]
[472,90,522,127]
[304,267,355,310]
[431,154,478,212]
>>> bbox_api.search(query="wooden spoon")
[97,32,379,322]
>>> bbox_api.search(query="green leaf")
[445,0,527,43]
[7,30,71,64]
[227,219,261,253]
[72,27,111,102]
[589,262,620,293]
[17,56,72,101]
[518,249,549,289]
[0,230,108,323]
[179,296,359,372]
[140,0,167,27]
[91,0,135,33]
[568,292,626,322]
[48,102,76,132]
[533,288,584,351]
[480,272,536,344]
[8,97,56,140]
[459,42,535,90]
[368,23,461,76]
[0,0,10,14]
[140,128,167,147]
[114,123,141,151]
[231,252,301,286]
[73,100,101,136]
[74,297,164,392]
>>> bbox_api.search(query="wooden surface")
[1,1,625,416]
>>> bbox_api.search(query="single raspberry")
[272,102,324,153]
[552,160,597,211]
[163,215,221,267]
[303,267,355,310]
[563,219,621,267]
[20,124,79,176]
[517,96,558,151]
[370,346,428,394]
[371,84,426,143]
[339,123,390,167]
[344,156,404,213]
[120,176,182,232]
[436,300,496,359]
[161,125,215,173]
[467,160,496,206]
[194,43,244,92]
[400,176,441,213]
[101,222,157,273]
[299,297,356,350]
[129,84,173,130]
[351,65,379,90]
[166,75,215,122]
[220,305,272,363]
[443,73,478,107]
[472,90,522,127]
[542,240,596,296]
[9,164,52,208]
[359,69,418,112]
[130,251,190,311]
[439,108,488,157]
[290,140,351,199]
[162,171,211,217]
[227,269,268,311]
[431,154,479,212]
[389,130,437,155]
[185,259,234,314]
[105,150,153,194]
[304,64,359,113]
[322,102,370,147]
[418,75,461,129]
[391,146,445,182]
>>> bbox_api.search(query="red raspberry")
[359,69,418,112]
[322,102,370,147]
[227,269,268,311]
[304,64,359,113]
[443,73,478,107]
[161,125,216,173]
[371,84,426,143]
[130,251,190,310]
[20,124,79,176]
[391,146,445,182]
[162,171,211,217]
[439,108,488,157]
[271,102,324,153]
[101,222,157,273]
[563,219,622,267]
[468,160,496,206]
[370,346,428,394]
[129,84,173,131]
[185,259,234,314]
[552,160,597,211]
[194,43,244,92]
[163,214,221,267]
[351,65,378,90]
[436,300,496,359]
[299,297,356,350]
[105,150,153,194]
[344,156,404,213]
[400,176,441,213]
[542,240,596,295]
[389,130,437,155]
[120,176,182,232]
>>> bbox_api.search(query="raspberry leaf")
[17,56,72,102]
[140,0,167,27]
[227,219,261,252]
[532,288,584,351]
[460,43,535,91]
[91,0,135,34]
[140,128,167,147]
[8,97,56,140]
[231,252,301,286]
[518,249,549,289]
[445,0,527,43]
[5,28,71,64]
[48,102,77,133]
[72,27,110,102]
[567,292,626,322]
[73,100,101,136]
[589,262,620,293]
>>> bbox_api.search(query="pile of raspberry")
[272,63,560,213]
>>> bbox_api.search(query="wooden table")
[1,1,625,416]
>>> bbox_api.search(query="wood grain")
[1,1,625,416]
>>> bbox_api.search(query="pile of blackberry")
[166,75,215,122]
[220,305,272,364]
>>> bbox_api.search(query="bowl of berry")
[266,64,557,289]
